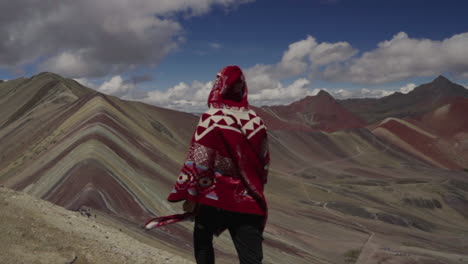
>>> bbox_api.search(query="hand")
[183,200,197,213]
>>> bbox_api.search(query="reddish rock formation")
[256,90,367,132]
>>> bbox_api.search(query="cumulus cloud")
[322,88,394,100]
[74,30,468,111]
[75,74,152,99]
[244,64,277,92]
[142,33,425,111]
[227,35,357,107]
[135,32,468,111]
[249,78,319,106]
[359,88,394,98]
[138,77,318,111]
[244,35,356,93]
[0,0,253,78]
[40,50,110,78]
[320,83,421,100]
[237,32,468,109]
[142,80,214,112]
[329,89,353,99]
[245,32,468,88]
[253,35,357,79]
[321,32,468,83]
[399,83,416,94]
[97,76,136,97]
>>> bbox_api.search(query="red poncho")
[145,66,269,230]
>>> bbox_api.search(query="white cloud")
[238,35,357,106]
[323,88,394,100]
[130,78,414,112]
[139,77,317,111]
[238,32,468,109]
[330,89,353,99]
[360,88,395,98]
[310,41,357,66]
[399,83,416,94]
[320,83,423,100]
[141,33,416,111]
[98,75,136,96]
[0,0,254,78]
[278,36,319,76]
[242,32,468,87]
[142,80,213,112]
[41,50,107,78]
[243,35,357,92]
[123,32,468,112]
[249,78,318,106]
[244,64,277,92]
[275,35,357,78]
[322,32,468,83]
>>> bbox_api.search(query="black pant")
[194,205,264,264]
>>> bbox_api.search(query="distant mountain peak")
[406,75,465,97]
[259,87,365,131]
[22,72,95,99]
[316,90,333,98]
[432,75,451,84]
[340,75,468,123]
[34,72,65,80]
[295,90,334,105]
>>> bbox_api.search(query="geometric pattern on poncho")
[187,142,215,168]
[187,143,237,178]
[194,108,266,141]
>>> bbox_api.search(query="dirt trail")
[0,186,193,264]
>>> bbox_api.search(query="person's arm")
[167,121,201,203]
[167,113,216,205]
[167,144,201,203]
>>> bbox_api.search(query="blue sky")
[1,0,468,112]
[156,0,468,84]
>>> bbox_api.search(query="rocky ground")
[0,186,194,264]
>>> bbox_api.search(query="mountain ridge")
[1,72,468,264]
[258,89,367,132]
[339,75,468,123]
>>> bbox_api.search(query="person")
[167,65,270,264]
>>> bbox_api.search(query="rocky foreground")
[0,186,193,264]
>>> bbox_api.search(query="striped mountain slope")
[1,72,468,264]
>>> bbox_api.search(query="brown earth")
[0,186,193,264]
[256,90,366,132]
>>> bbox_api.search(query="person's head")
[208,65,248,109]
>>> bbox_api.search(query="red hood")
[208,65,249,110]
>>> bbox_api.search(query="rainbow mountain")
[1,72,468,264]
